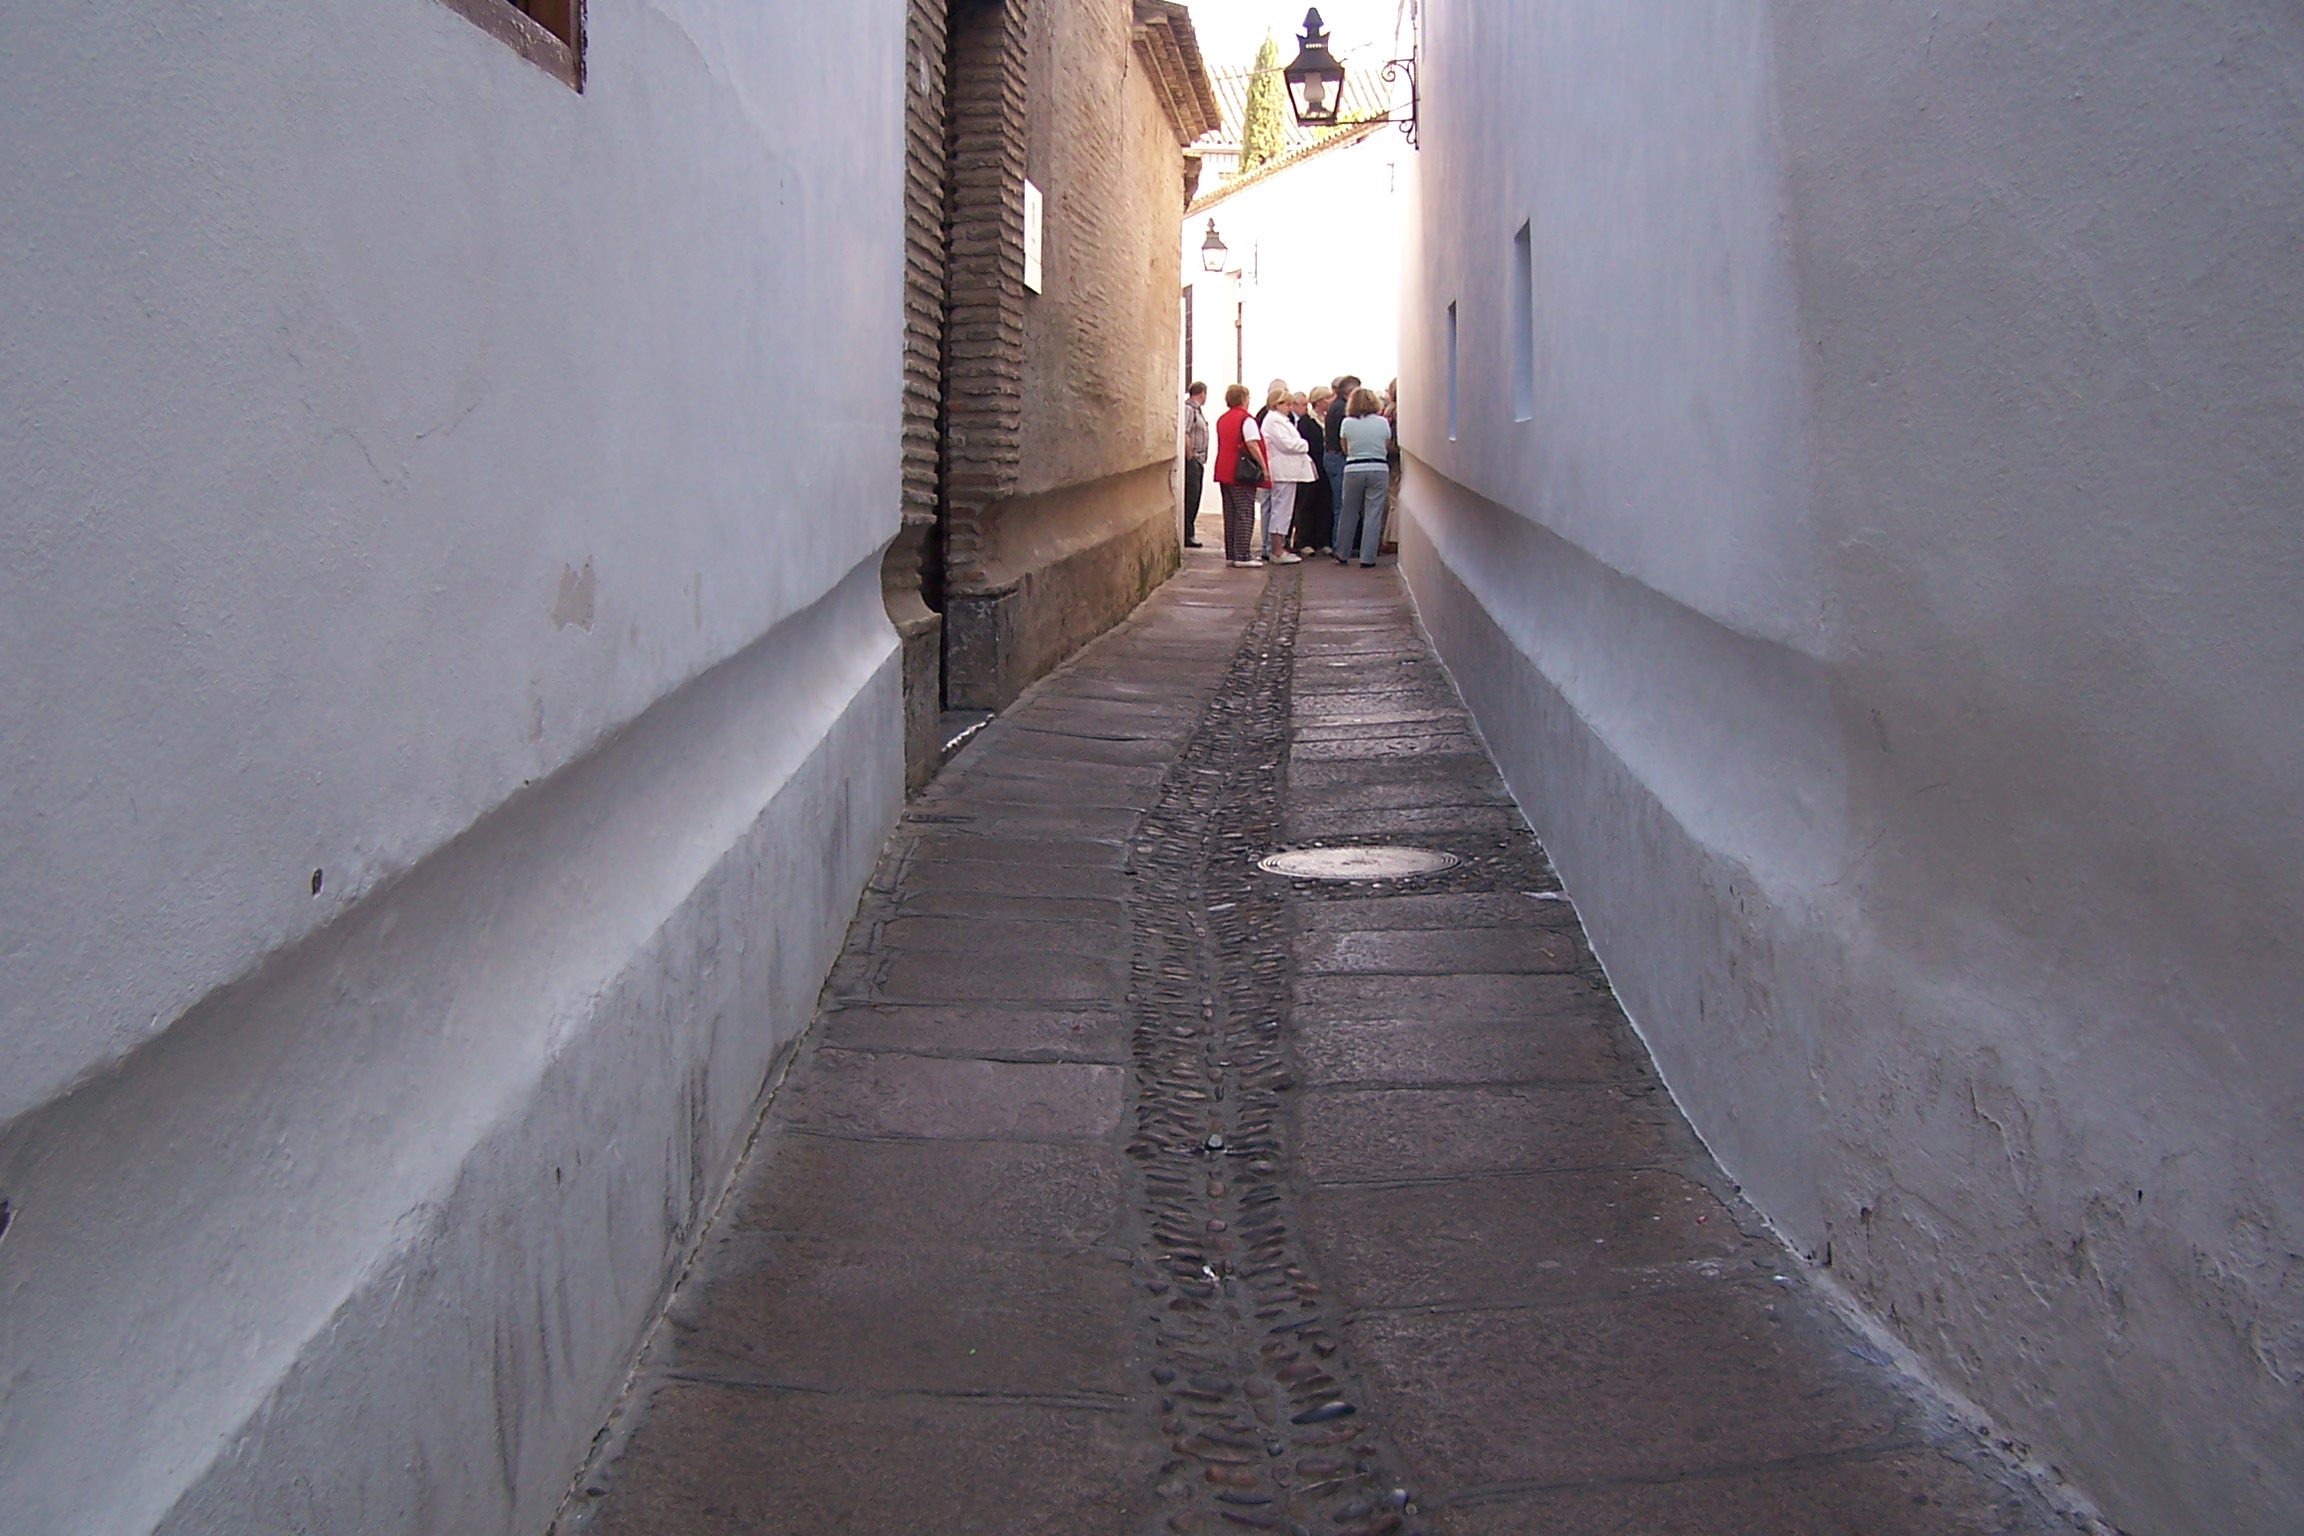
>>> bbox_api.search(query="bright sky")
[1185,0,1415,78]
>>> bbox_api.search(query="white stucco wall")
[0,1,906,1530]
[1398,5,2303,1533]
[1184,126,1407,398]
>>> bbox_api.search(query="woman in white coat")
[1256,383,1315,565]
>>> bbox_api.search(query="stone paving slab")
[892,889,1122,924]
[1054,680,1214,702]
[1293,684,1456,706]
[735,1134,1122,1247]
[1290,699,1466,719]
[1298,928,1583,976]
[668,1234,1137,1396]
[1448,1450,2044,1536]
[1297,893,1581,932]
[1292,1017,1628,1088]
[952,752,1171,779]
[1290,707,1468,734]
[818,1003,1125,1064]
[909,832,1133,868]
[874,946,1125,1004]
[593,1388,1154,1536]
[1286,776,1511,810]
[876,915,1123,955]
[1295,971,1605,1021]
[1286,805,1527,841]
[566,555,2070,1536]
[1290,731,1486,762]
[1019,706,1208,728]
[935,807,1150,840]
[783,1051,1124,1141]
[994,731,1183,766]
[1304,1168,1744,1308]
[1298,1085,1676,1181]
[1285,757,1506,794]
[1346,1290,1909,1492]
[899,857,1127,900]
[933,787,1160,815]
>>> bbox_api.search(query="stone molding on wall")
[943,461,1179,712]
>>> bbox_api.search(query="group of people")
[1181,375,1399,570]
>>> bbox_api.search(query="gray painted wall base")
[1399,478,2301,1533]
[1,566,901,1536]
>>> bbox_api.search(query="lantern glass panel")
[1283,9,1347,127]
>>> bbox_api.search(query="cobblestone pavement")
[567,556,2072,1536]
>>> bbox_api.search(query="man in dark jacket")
[1182,382,1210,548]
[1322,375,1360,515]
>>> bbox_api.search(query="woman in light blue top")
[1332,387,1393,567]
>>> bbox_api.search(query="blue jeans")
[1334,468,1389,563]
[1322,454,1348,540]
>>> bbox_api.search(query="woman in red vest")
[1210,384,1266,568]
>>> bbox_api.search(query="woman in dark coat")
[1292,388,1334,554]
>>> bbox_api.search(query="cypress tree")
[1239,35,1286,173]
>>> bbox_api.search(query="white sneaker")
[1271,551,1303,564]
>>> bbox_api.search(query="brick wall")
[1016,0,1190,497]
[899,0,950,602]
[928,0,1212,712]
[885,0,956,789]
[941,0,1031,592]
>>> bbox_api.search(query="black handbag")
[1229,442,1267,487]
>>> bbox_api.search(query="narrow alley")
[567,555,2068,1536]
[6,3,2298,1533]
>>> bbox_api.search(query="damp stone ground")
[561,552,2076,1536]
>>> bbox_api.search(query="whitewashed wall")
[0,1,906,1531]
[1183,127,1407,398]
[1398,4,2304,1533]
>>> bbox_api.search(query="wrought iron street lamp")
[1280,7,1421,148]
[1200,219,1229,273]
[1281,9,1346,129]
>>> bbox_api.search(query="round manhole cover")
[1257,846,1461,882]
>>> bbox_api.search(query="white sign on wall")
[1022,178,1044,294]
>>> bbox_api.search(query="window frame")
[1446,300,1460,442]
[1511,222,1535,423]
[436,0,585,90]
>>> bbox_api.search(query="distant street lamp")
[1282,10,1346,128]
[1200,219,1229,273]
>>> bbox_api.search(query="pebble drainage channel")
[1256,847,1460,882]
[1123,569,1424,1536]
